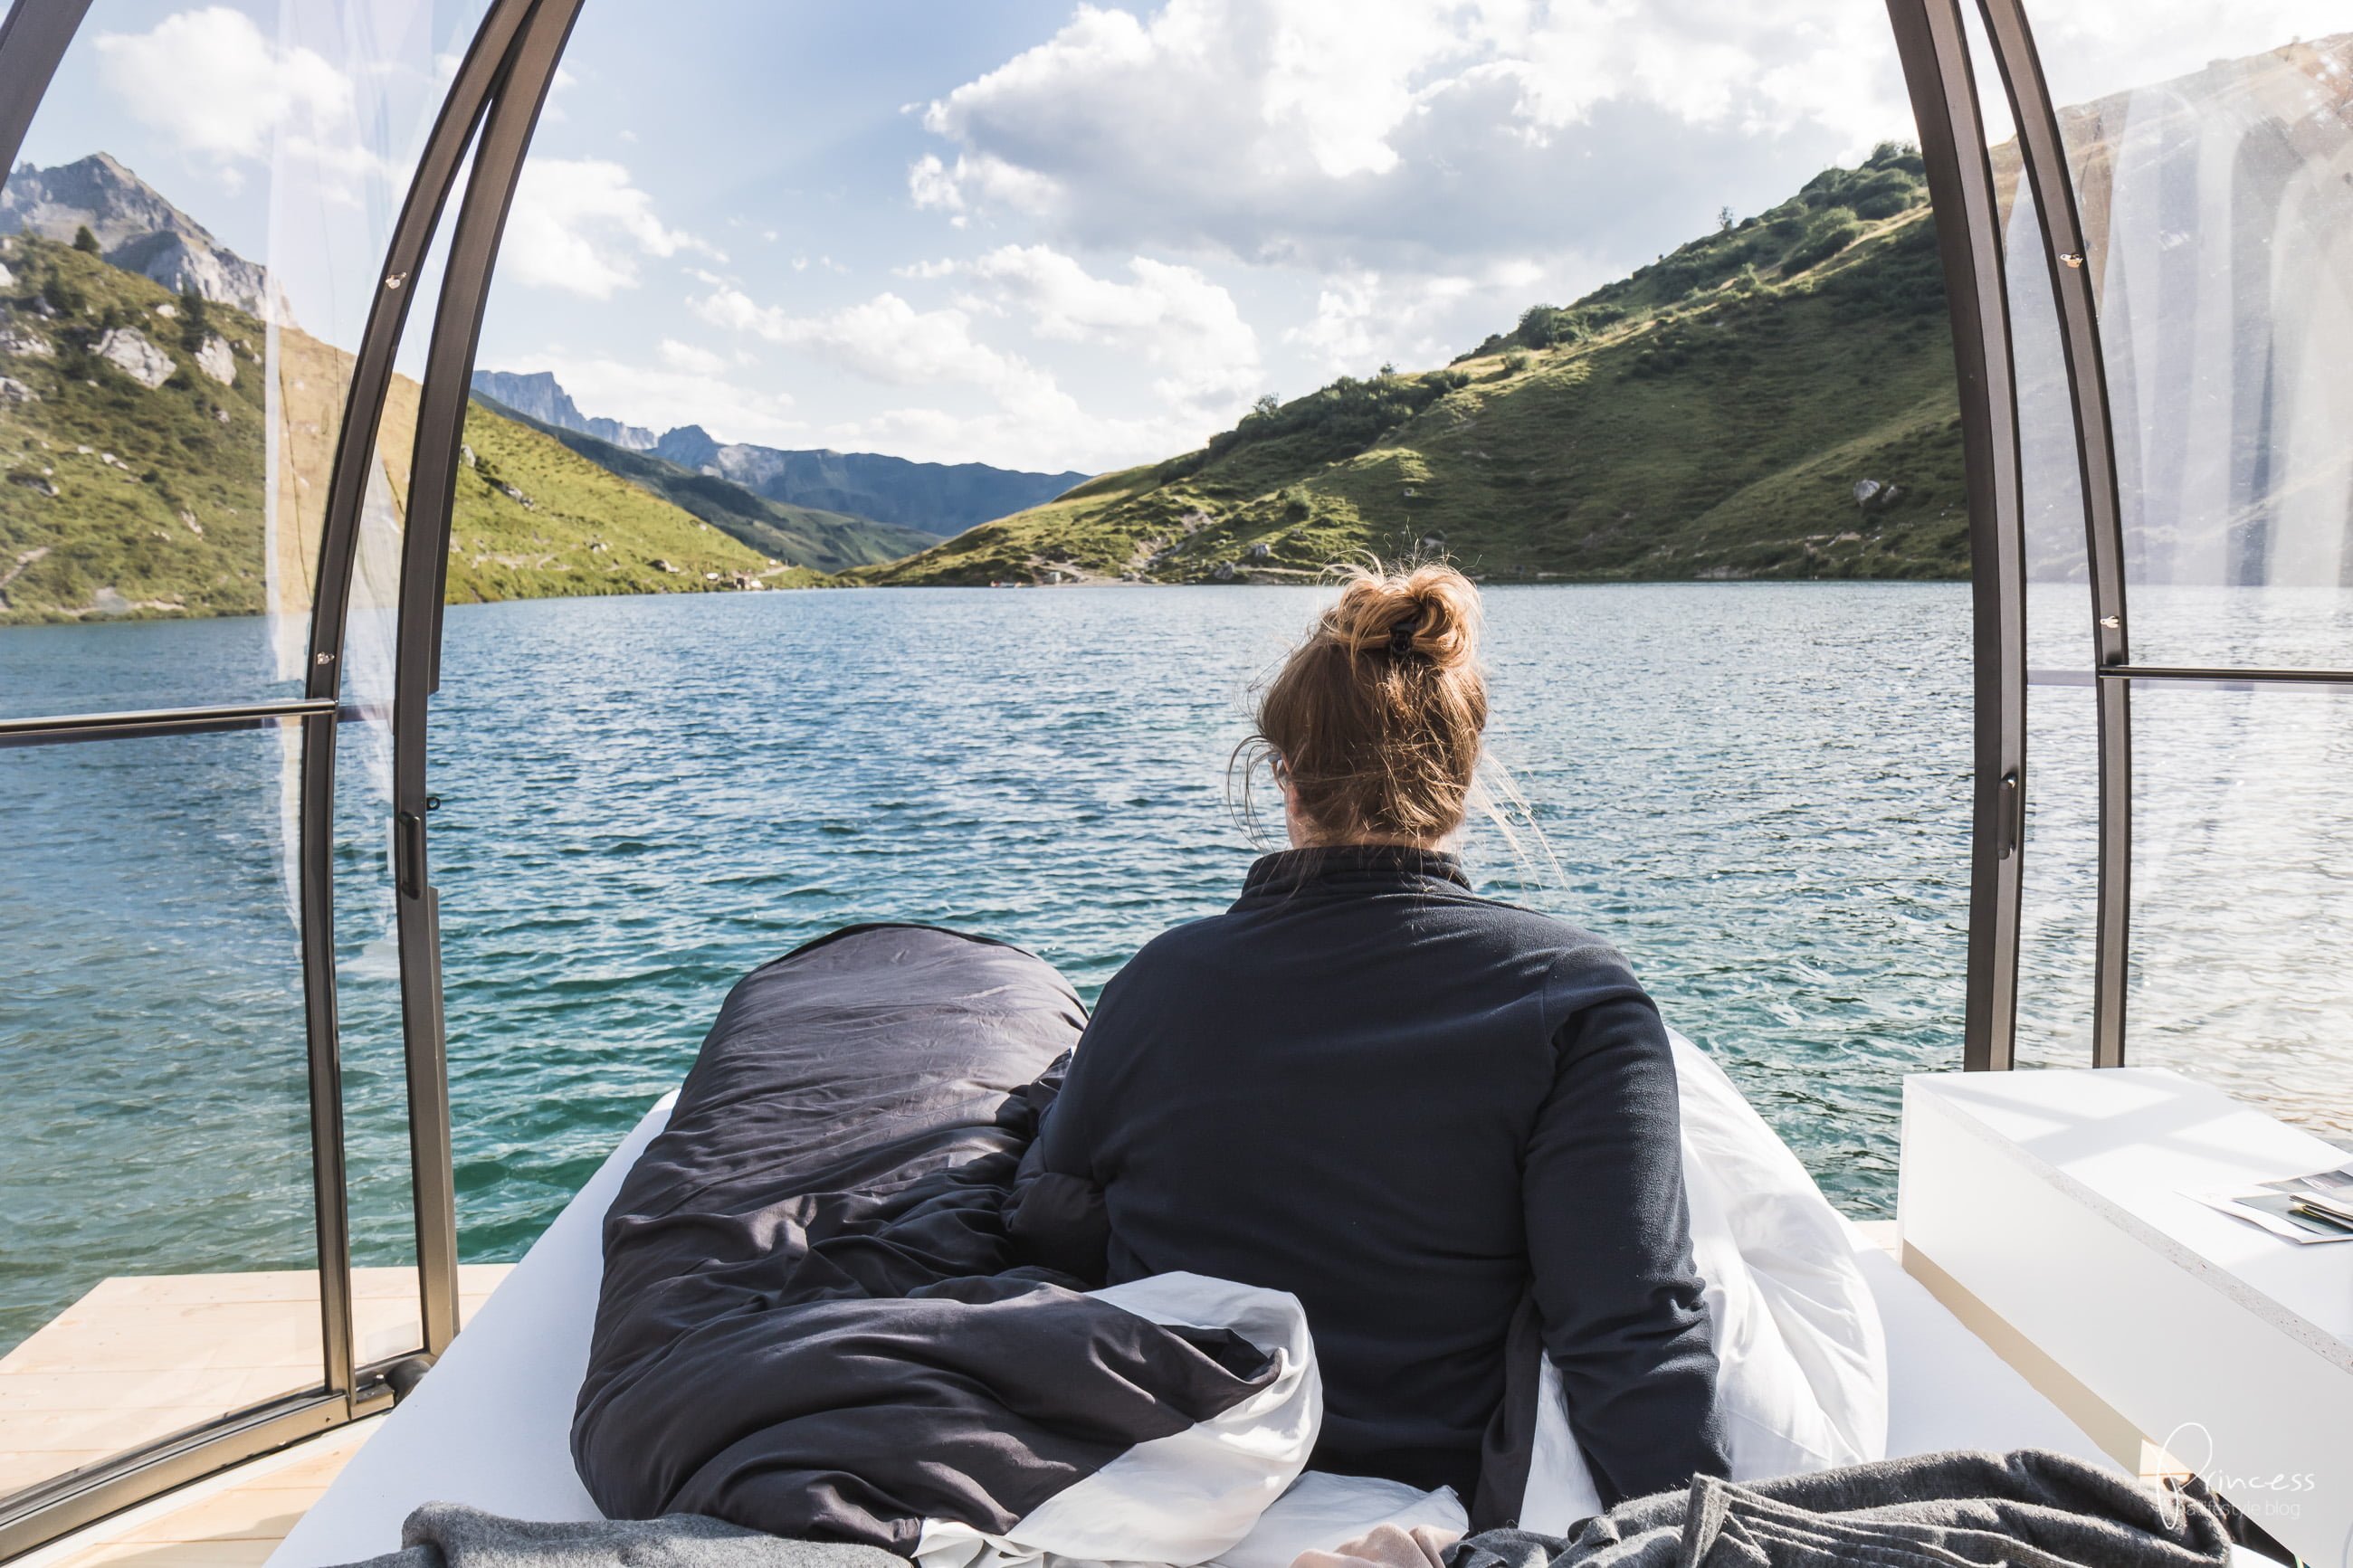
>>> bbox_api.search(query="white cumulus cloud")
[502,158,716,299]
[692,287,1054,398]
[909,0,1915,273]
[95,7,353,164]
[912,0,2353,286]
[657,338,732,376]
[1283,261,1554,378]
[921,246,1262,412]
[687,281,1227,470]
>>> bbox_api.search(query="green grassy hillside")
[0,234,273,619]
[441,400,798,605]
[0,233,794,624]
[476,396,939,572]
[861,145,1965,585]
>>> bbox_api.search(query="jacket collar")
[1238,843,1472,900]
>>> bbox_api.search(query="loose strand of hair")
[1466,751,1569,898]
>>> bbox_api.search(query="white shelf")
[1900,1067,2353,1568]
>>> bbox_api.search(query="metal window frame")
[309,0,565,1377]
[1884,0,2028,1072]
[0,0,561,1554]
[2102,666,2353,689]
[1956,1,2353,1069]
[0,0,94,186]
[1969,0,2135,1069]
[0,698,339,746]
[389,0,587,1360]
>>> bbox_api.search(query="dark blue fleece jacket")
[1027,844,1726,1510]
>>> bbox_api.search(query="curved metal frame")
[1883,0,2027,1071]
[0,0,570,1554]
[389,0,586,1359]
[1970,0,2133,1069]
[298,0,540,1414]
[1962,1,2353,1068]
[0,0,94,180]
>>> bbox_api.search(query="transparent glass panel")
[337,701,428,1371]
[338,424,424,1365]
[2126,679,2353,1147]
[0,0,491,717]
[0,0,495,1506]
[2015,671,2099,1067]
[0,725,319,1500]
[1981,46,2110,1067]
[2027,11,2353,670]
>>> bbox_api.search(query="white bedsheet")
[268,1092,2110,1568]
[271,1093,680,1568]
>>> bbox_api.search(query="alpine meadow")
[858,145,1966,587]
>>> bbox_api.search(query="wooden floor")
[21,1419,381,1568]
[6,1268,511,1568]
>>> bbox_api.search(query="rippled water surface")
[0,584,1970,1345]
[418,584,1981,1250]
[6,583,2345,1351]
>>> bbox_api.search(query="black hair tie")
[1388,609,1424,655]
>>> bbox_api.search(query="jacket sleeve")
[1003,974,1119,1283]
[1524,952,1728,1507]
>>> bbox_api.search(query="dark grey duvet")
[570,925,1312,1560]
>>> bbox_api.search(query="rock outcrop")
[0,319,52,358]
[1852,478,1901,510]
[192,334,235,385]
[472,369,656,451]
[93,327,174,389]
[108,231,268,317]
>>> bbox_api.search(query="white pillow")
[1519,1032,1889,1529]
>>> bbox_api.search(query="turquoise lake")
[3,584,1981,1346]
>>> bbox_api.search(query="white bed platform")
[267,1096,2112,1568]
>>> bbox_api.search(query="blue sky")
[17,0,2344,474]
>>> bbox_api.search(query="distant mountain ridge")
[472,369,656,451]
[475,394,941,572]
[471,368,1090,537]
[0,154,268,315]
[660,426,1090,536]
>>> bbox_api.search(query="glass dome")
[0,0,567,1552]
[0,0,2346,1554]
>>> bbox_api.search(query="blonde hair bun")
[1246,560,1490,845]
[1326,563,1481,670]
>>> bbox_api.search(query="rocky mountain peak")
[652,423,720,470]
[0,154,268,314]
[471,368,657,451]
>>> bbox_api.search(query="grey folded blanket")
[347,1449,2226,1568]
[1443,1449,2232,1568]
[342,1506,909,1568]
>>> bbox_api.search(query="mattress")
[266,1095,2110,1568]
